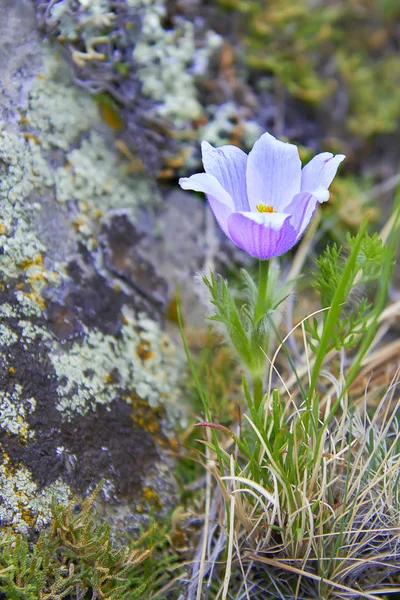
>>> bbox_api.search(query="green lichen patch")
[199,101,262,153]
[50,306,187,432]
[37,0,268,175]
[54,131,160,243]
[0,335,176,524]
[0,39,185,536]
[0,451,71,534]
[0,385,36,442]
[0,131,45,288]
[26,52,99,151]
[133,2,221,126]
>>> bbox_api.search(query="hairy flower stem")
[251,259,270,410]
[256,259,270,323]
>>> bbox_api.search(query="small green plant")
[178,179,400,597]
[0,487,178,600]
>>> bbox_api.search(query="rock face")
[0,0,187,537]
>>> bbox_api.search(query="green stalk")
[309,220,368,398]
[251,259,270,409]
[255,259,270,322]
[322,204,399,428]
[253,375,264,412]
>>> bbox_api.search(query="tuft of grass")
[181,197,400,598]
[186,363,400,599]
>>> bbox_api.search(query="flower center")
[255,203,276,213]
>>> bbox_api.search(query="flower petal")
[227,211,297,259]
[179,173,234,209]
[284,187,329,242]
[207,196,234,237]
[246,132,302,212]
[301,152,345,193]
[201,141,250,211]
[179,173,234,236]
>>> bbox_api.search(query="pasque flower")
[179,132,345,259]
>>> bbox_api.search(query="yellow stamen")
[256,203,276,213]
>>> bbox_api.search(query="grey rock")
[0,1,186,538]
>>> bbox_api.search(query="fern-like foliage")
[307,231,394,354]
[203,265,293,376]
[0,487,176,600]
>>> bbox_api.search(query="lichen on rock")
[35,0,265,175]
[0,385,36,442]
[0,451,71,534]
[0,18,186,536]
[51,306,186,432]
[132,0,221,126]
[26,53,99,151]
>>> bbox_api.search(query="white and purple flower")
[179,132,345,259]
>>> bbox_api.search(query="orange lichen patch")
[0,449,15,473]
[229,123,246,148]
[100,103,124,130]
[28,272,49,282]
[19,254,44,270]
[18,425,30,445]
[163,148,190,169]
[17,500,37,528]
[20,290,46,309]
[21,508,37,527]
[191,115,208,128]
[134,415,145,427]
[114,140,145,173]
[157,168,174,180]
[130,396,161,437]
[136,340,155,362]
[94,209,103,219]
[146,420,160,435]
[142,486,162,509]
[23,132,40,145]
[37,73,45,79]
[72,217,87,231]
[0,222,6,235]
[130,394,180,449]
[8,366,15,374]
[256,203,276,213]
